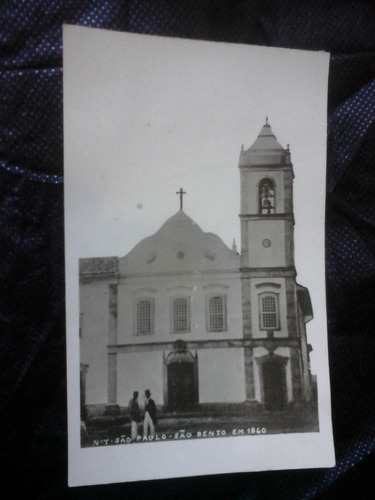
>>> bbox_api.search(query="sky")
[64,26,330,373]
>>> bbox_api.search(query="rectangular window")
[136,299,153,335]
[260,294,279,330]
[172,297,189,333]
[208,295,226,332]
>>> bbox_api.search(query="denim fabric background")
[1,1,374,498]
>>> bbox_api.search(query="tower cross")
[176,187,186,210]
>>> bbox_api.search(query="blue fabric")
[1,1,374,498]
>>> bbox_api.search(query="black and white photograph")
[64,25,334,486]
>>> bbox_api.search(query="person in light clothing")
[143,389,157,438]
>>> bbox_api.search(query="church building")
[79,121,314,415]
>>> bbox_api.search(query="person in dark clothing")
[128,391,140,441]
[143,389,157,438]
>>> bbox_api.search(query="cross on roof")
[176,187,186,210]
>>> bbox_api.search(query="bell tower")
[239,120,308,405]
[239,118,294,272]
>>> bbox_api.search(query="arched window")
[259,293,279,330]
[207,295,227,332]
[172,297,190,333]
[136,299,154,335]
[259,178,275,215]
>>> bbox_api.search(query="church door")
[167,361,195,411]
[262,361,287,410]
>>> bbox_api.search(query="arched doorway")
[164,340,198,412]
[256,353,288,410]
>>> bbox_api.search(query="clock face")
[262,238,271,248]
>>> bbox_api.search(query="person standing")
[143,389,157,438]
[128,391,140,441]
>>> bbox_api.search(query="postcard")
[64,25,334,486]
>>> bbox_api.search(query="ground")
[81,404,319,448]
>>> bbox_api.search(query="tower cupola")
[239,119,291,167]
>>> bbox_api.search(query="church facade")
[79,121,314,415]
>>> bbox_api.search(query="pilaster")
[107,284,118,408]
[290,347,302,401]
[163,352,168,407]
[285,277,298,338]
[241,277,252,338]
[244,347,256,400]
[109,284,118,344]
[107,353,118,406]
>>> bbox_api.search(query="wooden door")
[263,362,287,410]
[167,362,195,411]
